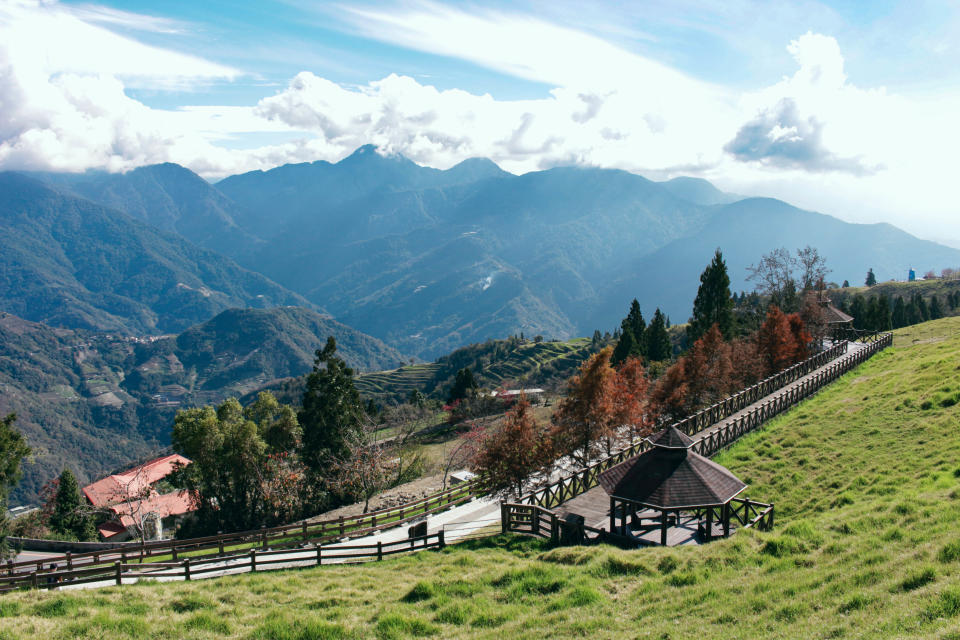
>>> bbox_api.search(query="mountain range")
[13,146,960,358]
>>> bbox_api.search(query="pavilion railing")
[510,333,892,516]
[728,497,774,531]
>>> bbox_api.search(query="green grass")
[7,317,960,638]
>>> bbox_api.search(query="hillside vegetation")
[0,308,403,505]
[6,317,960,638]
[261,336,605,406]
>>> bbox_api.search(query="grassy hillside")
[7,317,960,638]
[831,277,960,308]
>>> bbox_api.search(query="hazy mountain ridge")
[0,172,313,335]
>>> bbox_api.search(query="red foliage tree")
[683,324,735,410]
[787,312,813,362]
[756,305,796,376]
[648,359,689,425]
[729,337,762,388]
[611,356,653,444]
[551,347,617,468]
[471,394,554,498]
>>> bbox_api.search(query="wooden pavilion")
[598,426,747,546]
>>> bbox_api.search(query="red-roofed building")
[82,454,195,541]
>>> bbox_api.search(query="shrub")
[899,567,936,592]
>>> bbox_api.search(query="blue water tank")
[908,268,916,282]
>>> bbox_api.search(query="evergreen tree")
[849,295,867,329]
[914,293,929,321]
[49,468,94,541]
[906,296,923,325]
[842,280,850,288]
[591,329,602,346]
[448,367,478,403]
[611,329,639,367]
[299,337,366,471]
[0,414,31,559]
[645,308,672,361]
[623,299,646,340]
[865,268,877,287]
[612,299,647,366]
[930,295,944,320]
[877,294,893,330]
[688,248,734,342]
[865,296,880,331]
[892,296,908,328]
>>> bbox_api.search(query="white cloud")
[1,1,959,247]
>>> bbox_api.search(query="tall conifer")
[688,249,734,342]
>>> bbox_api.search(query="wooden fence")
[511,334,892,515]
[0,532,446,593]
[3,480,477,583]
[501,496,773,547]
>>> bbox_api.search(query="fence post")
[66,552,72,571]
[172,545,178,561]
[261,526,268,551]
[31,570,38,590]
[377,540,383,561]
[218,532,224,555]
[115,561,122,586]
[339,516,345,536]
[501,503,509,533]
[184,558,191,581]
[302,522,308,542]
[438,529,446,549]
[250,549,257,572]
[316,545,322,566]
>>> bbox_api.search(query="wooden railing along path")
[503,497,774,545]
[0,532,447,593]
[3,480,477,584]
[507,333,892,525]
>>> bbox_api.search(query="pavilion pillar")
[609,497,616,534]
[660,509,668,546]
[705,506,713,542]
[722,502,730,538]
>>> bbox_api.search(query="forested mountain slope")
[0,172,311,335]
[0,307,404,506]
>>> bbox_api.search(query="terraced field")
[355,337,599,402]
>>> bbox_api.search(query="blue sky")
[1,0,959,246]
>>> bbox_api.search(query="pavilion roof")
[598,440,747,509]
[645,425,694,449]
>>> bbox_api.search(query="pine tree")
[688,249,734,342]
[842,280,850,288]
[299,337,366,471]
[0,414,30,559]
[49,468,94,541]
[914,293,929,321]
[892,296,908,328]
[930,295,944,320]
[645,308,672,361]
[611,328,638,367]
[865,268,877,287]
[877,294,893,330]
[849,295,868,329]
[448,367,478,403]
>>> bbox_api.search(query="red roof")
[97,521,128,540]
[110,491,195,529]
[82,454,191,507]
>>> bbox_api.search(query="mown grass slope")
[6,318,960,639]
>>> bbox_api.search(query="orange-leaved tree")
[551,347,617,469]
[756,305,796,376]
[683,324,735,410]
[611,356,654,445]
[471,394,554,498]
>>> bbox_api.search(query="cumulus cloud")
[725,33,886,175]
[724,98,878,175]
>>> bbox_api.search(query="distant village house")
[81,454,194,541]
